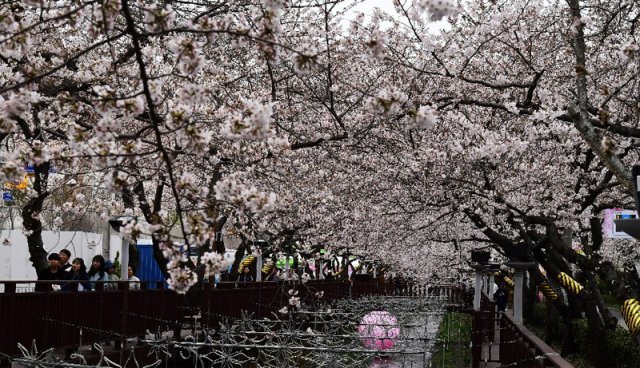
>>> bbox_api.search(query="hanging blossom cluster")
[168,36,205,76]
[142,3,176,33]
[160,240,198,293]
[167,267,199,294]
[215,175,278,214]
[408,106,438,130]
[288,289,301,308]
[618,40,640,62]
[220,99,275,140]
[0,90,39,133]
[201,251,227,278]
[87,0,122,37]
[415,0,462,21]
[365,88,408,115]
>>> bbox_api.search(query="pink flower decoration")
[358,311,401,350]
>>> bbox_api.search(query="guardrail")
[471,293,574,368]
[0,279,469,358]
[500,313,574,368]
[0,280,180,356]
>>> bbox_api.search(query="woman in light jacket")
[88,255,109,290]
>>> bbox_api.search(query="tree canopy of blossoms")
[3,0,640,357]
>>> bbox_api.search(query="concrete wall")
[0,230,122,281]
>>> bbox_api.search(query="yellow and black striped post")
[538,282,559,301]
[622,299,640,338]
[503,276,514,289]
[238,255,255,273]
[262,262,273,274]
[556,272,583,295]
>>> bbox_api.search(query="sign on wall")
[603,209,638,238]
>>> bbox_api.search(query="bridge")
[0,280,574,367]
[0,280,462,357]
[471,293,574,368]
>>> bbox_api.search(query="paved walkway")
[479,319,501,368]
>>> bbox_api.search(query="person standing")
[88,255,109,290]
[62,258,91,291]
[104,260,120,290]
[266,267,280,282]
[128,265,141,290]
[36,253,66,292]
[236,266,254,287]
[493,282,509,318]
[59,249,72,272]
[393,274,406,296]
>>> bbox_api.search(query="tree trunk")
[132,181,169,278]
[122,187,140,272]
[23,162,50,273]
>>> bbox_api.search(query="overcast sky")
[348,0,452,33]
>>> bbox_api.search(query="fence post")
[4,282,16,293]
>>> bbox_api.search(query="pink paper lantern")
[358,311,400,350]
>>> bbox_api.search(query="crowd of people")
[35,250,140,292]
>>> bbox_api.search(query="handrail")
[473,292,573,368]
[0,280,165,293]
[500,313,574,368]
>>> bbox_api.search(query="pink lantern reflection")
[358,311,400,350]
[369,357,400,368]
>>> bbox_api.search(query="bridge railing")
[499,313,574,368]
[471,292,574,368]
[0,279,469,357]
[0,280,180,356]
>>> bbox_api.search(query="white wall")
[0,230,122,280]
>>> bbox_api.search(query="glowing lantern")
[358,311,400,350]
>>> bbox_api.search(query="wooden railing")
[499,314,574,368]
[471,293,574,368]
[0,279,469,358]
[0,280,181,356]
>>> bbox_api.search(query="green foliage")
[603,327,640,367]
[430,312,471,368]
[113,251,121,278]
[530,302,546,328]
[570,318,640,368]
[527,302,640,367]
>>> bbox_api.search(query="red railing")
[499,314,574,368]
[471,292,574,368]
[199,280,382,326]
[0,279,468,358]
[0,280,181,356]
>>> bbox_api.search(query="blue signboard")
[3,192,13,202]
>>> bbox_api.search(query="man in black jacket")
[35,253,66,292]
[59,249,72,272]
[493,282,509,319]
[236,266,254,287]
